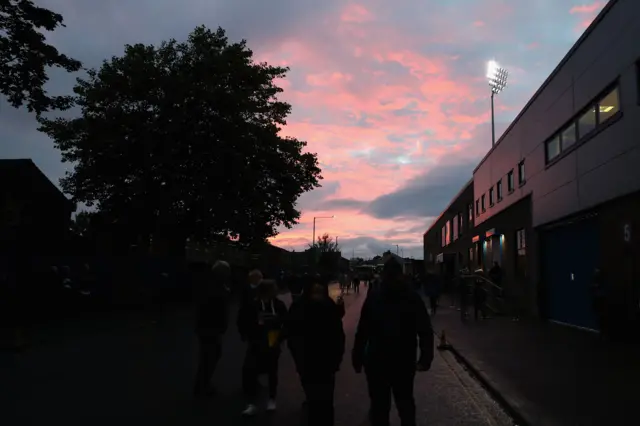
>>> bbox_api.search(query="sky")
[1,0,607,259]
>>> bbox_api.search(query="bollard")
[437,329,451,350]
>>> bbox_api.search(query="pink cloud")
[569,2,605,30]
[340,4,375,23]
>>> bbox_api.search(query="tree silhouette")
[0,0,81,115]
[39,26,322,251]
[309,233,339,253]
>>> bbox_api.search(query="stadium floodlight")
[487,60,509,146]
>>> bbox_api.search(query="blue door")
[543,218,600,330]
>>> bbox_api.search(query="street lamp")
[312,215,334,248]
[487,60,509,146]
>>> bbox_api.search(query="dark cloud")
[364,160,476,219]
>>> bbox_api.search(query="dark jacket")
[194,267,230,338]
[352,279,433,372]
[237,297,288,350]
[195,287,229,338]
[241,283,261,306]
[287,296,345,375]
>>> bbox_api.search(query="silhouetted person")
[240,269,263,308]
[288,281,345,426]
[288,272,304,302]
[238,279,287,416]
[353,275,361,293]
[193,260,230,397]
[353,258,433,426]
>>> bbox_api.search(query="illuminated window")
[562,123,577,150]
[598,87,620,123]
[441,226,446,247]
[445,221,451,245]
[507,170,514,192]
[496,179,503,201]
[578,106,596,138]
[468,203,474,226]
[546,135,560,163]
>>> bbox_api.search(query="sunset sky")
[1,0,607,259]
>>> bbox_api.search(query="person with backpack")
[237,279,288,416]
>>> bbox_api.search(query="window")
[453,215,459,241]
[516,228,526,256]
[518,160,525,185]
[441,226,446,247]
[561,122,577,150]
[496,179,503,201]
[445,221,451,245]
[578,107,596,138]
[476,199,480,216]
[546,135,561,163]
[469,247,474,263]
[468,203,474,226]
[507,170,514,192]
[458,213,464,236]
[489,187,495,206]
[598,87,620,123]
[481,194,486,212]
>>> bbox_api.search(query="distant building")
[0,159,75,255]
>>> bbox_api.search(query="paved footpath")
[2,287,513,426]
[431,305,640,426]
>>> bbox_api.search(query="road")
[1,287,513,426]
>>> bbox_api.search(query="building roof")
[473,0,619,174]
[0,159,74,210]
[423,178,473,236]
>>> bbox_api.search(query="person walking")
[352,258,434,426]
[238,279,287,416]
[193,260,231,397]
[287,280,345,426]
[240,269,263,308]
[353,274,361,294]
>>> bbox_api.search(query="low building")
[0,159,75,256]
[423,180,474,289]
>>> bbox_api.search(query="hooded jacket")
[237,296,288,350]
[287,287,345,375]
[352,271,434,372]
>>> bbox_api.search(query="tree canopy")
[0,0,81,115]
[39,26,322,247]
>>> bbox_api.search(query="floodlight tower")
[487,60,509,146]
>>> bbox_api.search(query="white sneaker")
[266,399,277,411]
[242,404,258,416]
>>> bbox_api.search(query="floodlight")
[487,60,509,94]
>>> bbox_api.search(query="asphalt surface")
[1,286,514,426]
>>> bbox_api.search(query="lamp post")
[312,215,335,248]
[487,60,509,146]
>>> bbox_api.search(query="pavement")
[430,304,640,426]
[1,285,514,426]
